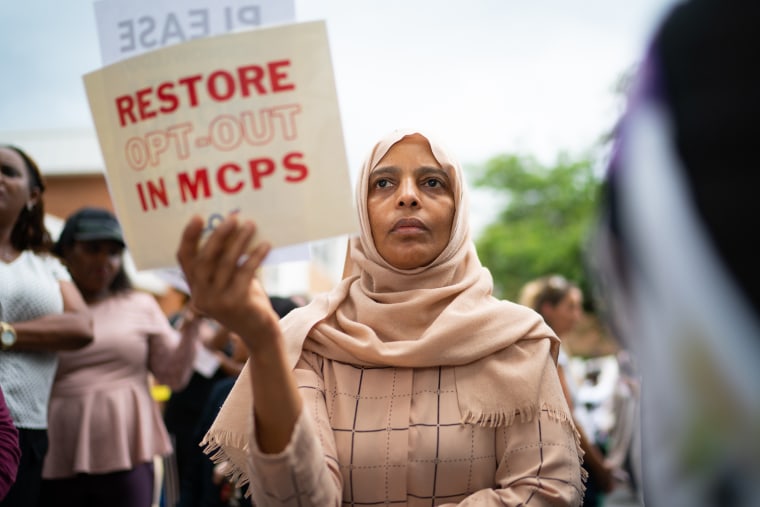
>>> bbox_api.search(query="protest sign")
[83,20,358,270]
[93,0,295,65]
[93,0,310,266]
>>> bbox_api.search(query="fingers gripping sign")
[177,215,276,345]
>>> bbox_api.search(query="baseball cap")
[52,207,126,255]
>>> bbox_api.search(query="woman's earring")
[26,202,34,211]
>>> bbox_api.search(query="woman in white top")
[0,145,93,507]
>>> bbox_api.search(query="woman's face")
[367,134,455,270]
[542,286,584,336]
[63,240,124,301]
[0,147,38,226]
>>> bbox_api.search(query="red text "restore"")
[115,59,295,127]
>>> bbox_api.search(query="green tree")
[469,151,601,305]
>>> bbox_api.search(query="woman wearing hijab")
[177,130,585,505]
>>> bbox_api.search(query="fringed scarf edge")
[460,403,589,490]
[200,430,253,498]
[459,402,572,427]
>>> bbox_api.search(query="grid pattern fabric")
[248,351,583,505]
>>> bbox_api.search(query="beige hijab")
[202,128,571,485]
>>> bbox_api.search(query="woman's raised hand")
[176,215,280,352]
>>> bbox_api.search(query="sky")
[1,0,679,163]
[0,0,680,245]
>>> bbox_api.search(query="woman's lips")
[391,217,427,233]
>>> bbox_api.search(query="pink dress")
[43,291,196,478]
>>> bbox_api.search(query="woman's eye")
[424,178,442,188]
[1,164,20,178]
[375,178,390,188]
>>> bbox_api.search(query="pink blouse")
[43,291,197,478]
[243,350,584,506]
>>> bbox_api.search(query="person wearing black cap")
[0,145,93,507]
[39,207,202,507]
[50,207,130,299]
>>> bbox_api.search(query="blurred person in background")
[162,289,226,507]
[164,306,252,507]
[38,207,200,507]
[519,275,629,506]
[0,145,93,507]
[588,0,760,505]
[187,296,300,507]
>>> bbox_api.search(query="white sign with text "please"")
[94,0,295,65]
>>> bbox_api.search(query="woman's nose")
[396,178,419,207]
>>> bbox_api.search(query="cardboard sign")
[92,0,308,266]
[93,0,295,65]
[83,20,358,270]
